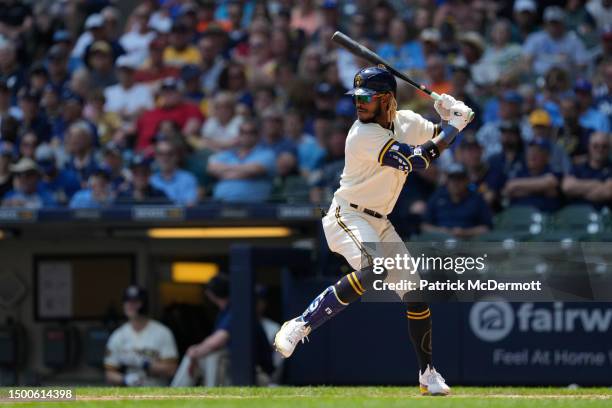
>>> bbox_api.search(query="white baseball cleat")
[419,365,451,396]
[273,317,311,358]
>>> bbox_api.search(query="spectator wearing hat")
[556,97,593,164]
[72,13,105,60]
[27,63,50,94]
[523,6,589,78]
[0,142,14,199]
[422,163,492,239]
[574,78,610,133]
[136,77,203,152]
[119,5,156,65]
[458,32,487,83]
[285,108,325,178]
[419,28,441,60]
[104,55,154,122]
[101,143,129,192]
[116,155,169,205]
[0,0,32,40]
[512,0,540,42]
[105,285,178,387]
[2,157,56,208]
[151,139,199,206]
[376,17,426,74]
[171,274,273,387]
[476,91,531,159]
[36,145,80,205]
[0,40,27,102]
[502,138,562,213]
[473,19,523,86]
[528,109,571,173]
[193,92,243,152]
[87,41,118,89]
[164,22,201,67]
[63,121,100,187]
[69,168,115,209]
[309,120,348,204]
[198,33,226,96]
[17,88,52,143]
[207,118,276,202]
[453,134,497,205]
[46,44,71,93]
[134,37,180,85]
[80,13,126,64]
[563,131,612,209]
[260,107,298,177]
[51,89,96,144]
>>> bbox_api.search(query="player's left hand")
[434,94,457,121]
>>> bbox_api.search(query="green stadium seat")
[548,205,602,234]
[494,206,545,235]
[412,231,457,242]
[472,230,530,242]
[282,175,311,204]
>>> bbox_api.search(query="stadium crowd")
[0,0,610,234]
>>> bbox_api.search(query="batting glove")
[123,372,144,386]
[448,102,473,132]
[434,94,457,121]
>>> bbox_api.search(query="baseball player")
[104,286,179,386]
[274,66,473,395]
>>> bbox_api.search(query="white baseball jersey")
[105,319,178,386]
[335,109,435,215]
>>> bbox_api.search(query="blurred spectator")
[198,33,226,95]
[574,78,610,133]
[528,109,571,173]
[522,6,588,78]
[136,78,203,152]
[290,0,322,38]
[36,145,80,205]
[116,155,170,205]
[586,0,612,32]
[17,88,51,143]
[0,0,32,41]
[0,114,19,145]
[376,17,425,73]
[171,274,274,387]
[81,13,126,63]
[474,19,522,86]
[556,97,592,164]
[0,142,14,199]
[18,131,38,160]
[72,13,105,60]
[47,44,71,92]
[69,169,115,209]
[180,65,205,109]
[593,59,611,128]
[309,121,347,204]
[134,37,181,85]
[84,89,122,146]
[512,0,539,42]
[2,157,56,208]
[151,139,199,206]
[502,138,562,213]
[0,81,19,122]
[458,32,487,86]
[87,41,118,89]
[421,55,451,100]
[454,134,496,205]
[101,143,129,191]
[192,91,242,152]
[105,285,178,386]
[0,40,26,101]
[27,63,50,94]
[285,109,325,177]
[419,28,441,60]
[104,55,154,121]
[562,131,612,208]
[476,91,530,159]
[260,108,297,177]
[164,22,201,67]
[422,164,492,239]
[119,5,156,64]
[207,118,275,202]
[63,121,99,186]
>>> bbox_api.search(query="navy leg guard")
[301,286,348,331]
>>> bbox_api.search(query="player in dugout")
[274,66,473,395]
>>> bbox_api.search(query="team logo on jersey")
[355,75,363,87]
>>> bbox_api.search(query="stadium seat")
[472,231,530,242]
[279,175,311,204]
[412,231,457,242]
[547,205,602,235]
[494,206,544,235]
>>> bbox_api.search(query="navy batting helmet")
[346,66,397,96]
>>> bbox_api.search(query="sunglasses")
[353,94,380,104]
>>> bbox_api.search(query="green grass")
[2,386,611,407]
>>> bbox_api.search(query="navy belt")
[350,203,384,219]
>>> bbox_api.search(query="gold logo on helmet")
[355,74,363,87]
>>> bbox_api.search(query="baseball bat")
[331,31,474,121]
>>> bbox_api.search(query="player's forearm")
[149,359,178,378]
[194,330,230,358]
[510,175,558,195]
[105,369,124,385]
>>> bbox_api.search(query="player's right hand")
[448,102,473,132]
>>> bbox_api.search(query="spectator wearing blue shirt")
[116,155,170,205]
[562,132,612,209]
[150,139,199,206]
[574,79,610,134]
[285,109,326,177]
[101,143,129,192]
[376,17,426,73]
[0,142,14,200]
[502,138,563,213]
[2,158,56,208]
[69,169,115,209]
[528,109,571,173]
[36,145,80,205]
[260,108,297,177]
[207,119,276,203]
[63,121,100,187]
[422,164,492,239]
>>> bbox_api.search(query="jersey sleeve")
[348,123,394,163]
[158,326,179,360]
[394,110,436,146]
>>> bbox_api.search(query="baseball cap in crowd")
[10,157,41,174]
[91,167,112,181]
[574,78,592,93]
[53,30,71,44]
[102,142,122,157]
[90,41,112,55]
[180,64,201,81]
[420,28,440,43]
[61,89,84,104]
[501,90,523,104]
[84,13,105,30]
[129,154,153,169]
[262,107,283,121]
[123,285,147,303]
[47,44,68,60]
[35,145,57,174]
[543,6,566,23]
[116,55,139,70]
[446,163,468,177]
[513,0,536,13]
[160,77,179,90]
[148,18,172,33]
[529,109,552,127]
[528,138,552,152]
[320,0,338,9]
[29,62,48,77]
[451,61,471,76]
[17,87,40,102]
